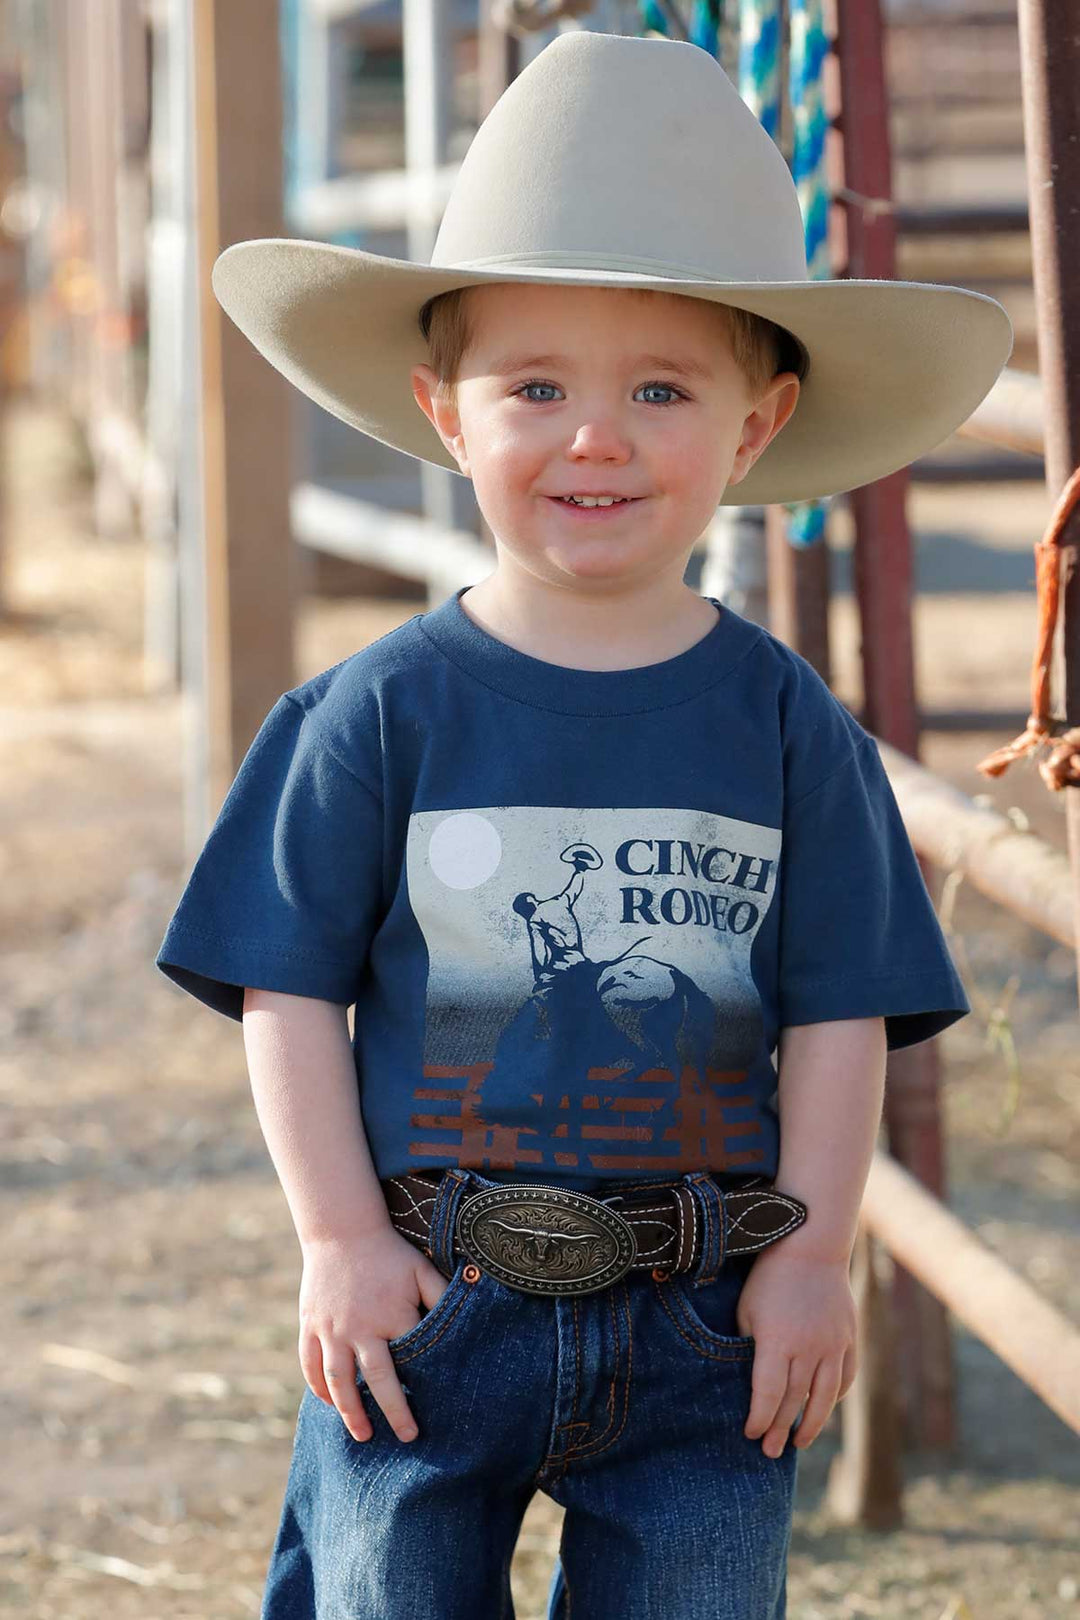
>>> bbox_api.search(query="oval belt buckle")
[455,1184,638,1297]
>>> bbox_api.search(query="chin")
[549,561,652,592]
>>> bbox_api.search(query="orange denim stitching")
[391,1278,474,1367]
[559,1285,633,1462]
[651,1276,754,1363]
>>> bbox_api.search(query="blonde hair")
[417,284,808,407]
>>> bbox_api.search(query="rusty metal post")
[833,0,956,1461]
[832,0,919,752]
[765,507,831,682]
[1016,0,1080,1011]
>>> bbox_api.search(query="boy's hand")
[297,1227,453,1445]
[734,1246,858,1458]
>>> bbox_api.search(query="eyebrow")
[488,351,716,382]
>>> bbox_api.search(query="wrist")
[299,1217,395,1252]
[770,1176,859,1267]
[765,1225,853,1267]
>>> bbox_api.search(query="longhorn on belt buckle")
[455,1184,638,1297]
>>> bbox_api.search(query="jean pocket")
[376,1255,477,1364]
[653,1265,756,1362]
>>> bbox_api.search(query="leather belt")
[380,1169,809,1298]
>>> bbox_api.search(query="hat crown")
[432,31,808,284]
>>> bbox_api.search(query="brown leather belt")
[380,1169,808,1298]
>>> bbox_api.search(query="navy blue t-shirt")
[156,586,968,1191]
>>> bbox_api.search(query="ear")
[410,363,471,477]
[727,373,801,487]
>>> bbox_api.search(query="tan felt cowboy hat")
[211,29,1013,507]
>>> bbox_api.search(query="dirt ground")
[1,400,1078,1619]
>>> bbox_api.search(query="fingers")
[748,1354,854,1458]
[299,1335,336,1408]
[325,1351,376,1443]
[837,1342,858,1403]
[353,1347,420,1444]
[300,1334,419,1445]
[347,1260,450,1443]
[294,1231,460,1448]
[746,1352,843,1458]
[792,1357,844,1450]
[744,1349,793,1457]
[300,1336,372,1442]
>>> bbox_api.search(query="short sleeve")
[155,695,385,1022]
[778,733,969,1050]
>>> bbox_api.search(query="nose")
[566,416,632,464]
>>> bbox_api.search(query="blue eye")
[518,381,561,403]
[637,383,682,406]
[513,379,686,406]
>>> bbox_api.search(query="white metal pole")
[142,0,187,695]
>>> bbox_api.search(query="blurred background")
[0,1,1077,1616]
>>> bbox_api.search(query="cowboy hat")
[210,29,1013,507]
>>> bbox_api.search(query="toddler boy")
[157,28,1007,1619]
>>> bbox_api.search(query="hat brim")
[212,237,1014,507]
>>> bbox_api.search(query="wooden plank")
[861,1148,1080,1438]
[291,482,491,599]
[190,0,293,824]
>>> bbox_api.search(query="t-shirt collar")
[418,584,760,716]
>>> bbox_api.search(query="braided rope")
[975,465,1080,792]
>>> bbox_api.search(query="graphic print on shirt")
[405,806,781,1176]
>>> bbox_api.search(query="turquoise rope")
[784,0,830,544]
[737,0,781,144]
[639,0,831,547]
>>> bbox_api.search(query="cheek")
[654,422,734,503]
[653,420,720,478]
[473,418,550,491]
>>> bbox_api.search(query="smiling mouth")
[547,495,643,509]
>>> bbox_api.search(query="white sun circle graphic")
[427,813,502,890]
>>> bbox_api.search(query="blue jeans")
[260,1167,799,1619]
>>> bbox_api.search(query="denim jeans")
[260,1166,799,1619]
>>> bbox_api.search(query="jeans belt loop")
[430,1168,470,1273]
[685,1172,725,1287]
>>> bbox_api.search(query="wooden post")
[827,1224,904,1528]
[404,0,481,599]
[189,0,294,833]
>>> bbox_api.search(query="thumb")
[416,1254,456,1311]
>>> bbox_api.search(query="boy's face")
[411,283,800,596]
